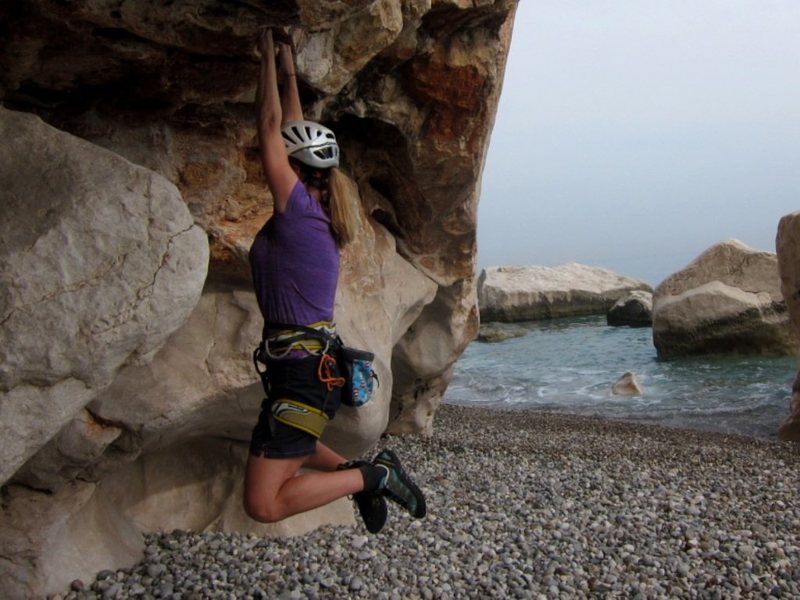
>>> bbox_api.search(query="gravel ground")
[55,404,800,599]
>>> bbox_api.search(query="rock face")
[652,240,798,359]
[776,213,800,441]
[0,1,516,597]
[607,290,653,327]
[0,108,210,487]
[478,264,652,322]
[0,106,210,598]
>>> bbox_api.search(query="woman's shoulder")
[285,181,327,220]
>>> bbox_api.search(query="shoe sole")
[354,491,388,534]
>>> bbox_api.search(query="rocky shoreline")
[54,404,800,599]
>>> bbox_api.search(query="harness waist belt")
[263,320,336,358]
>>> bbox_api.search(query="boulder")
[0,108,209,599]
[0,108,209,487]
[0,482,144,600]
[388,277,479,434]
[776,213,800,441]
[477,263,652,322]
[652,240,798,359]
[612,372,643,396]
[477,323,529,343]
[607,290,653,327]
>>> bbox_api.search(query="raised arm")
[256,29,297,213]
[276,40,304,123]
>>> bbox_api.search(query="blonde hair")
[327,167,358,247]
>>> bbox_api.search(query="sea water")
[444,315,798,440]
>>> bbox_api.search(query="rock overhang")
[0,4,519,595]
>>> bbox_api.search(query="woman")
[244,29,425,534]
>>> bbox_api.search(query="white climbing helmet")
[281,120,340,169]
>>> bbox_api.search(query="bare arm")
[256,29,297,213]
[276,41,304,123]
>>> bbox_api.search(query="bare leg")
[243,451,364,523]
[304,441,348,472]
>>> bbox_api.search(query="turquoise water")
[444,316,798,440]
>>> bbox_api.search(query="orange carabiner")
[318,354,345,392]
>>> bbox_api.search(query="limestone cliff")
[777,213,800,441]
[0,1,517,596]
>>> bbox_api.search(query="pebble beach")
[57,404,800,599]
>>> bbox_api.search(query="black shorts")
[249,355,342,459]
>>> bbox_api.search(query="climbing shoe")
[339,461,388,534]
[373,449,426,519]
[353,490,388,534]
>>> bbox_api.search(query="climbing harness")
[252,319,378,434]
[259,320,336,359]
[251,321,340,439]
[269,398,330,439]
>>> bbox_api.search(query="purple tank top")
[249,180,340,329]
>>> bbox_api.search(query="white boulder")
[0,107,208,598]
[652,240,798,359]
[478,263,652,322]
[0,107,209,487]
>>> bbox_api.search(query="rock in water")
[478,263,652,323]
[652,239,799,359]
[612,372,643,396]
[607,290,653,327]
[477,323,529,343]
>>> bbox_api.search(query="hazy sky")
[478,0,800,285]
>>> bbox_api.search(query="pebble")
[56,404,800,599]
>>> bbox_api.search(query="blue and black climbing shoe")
[373,449,426,519]
[353,490,388,534]
[339,460,388,533]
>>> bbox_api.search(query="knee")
[243,497,284,524]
